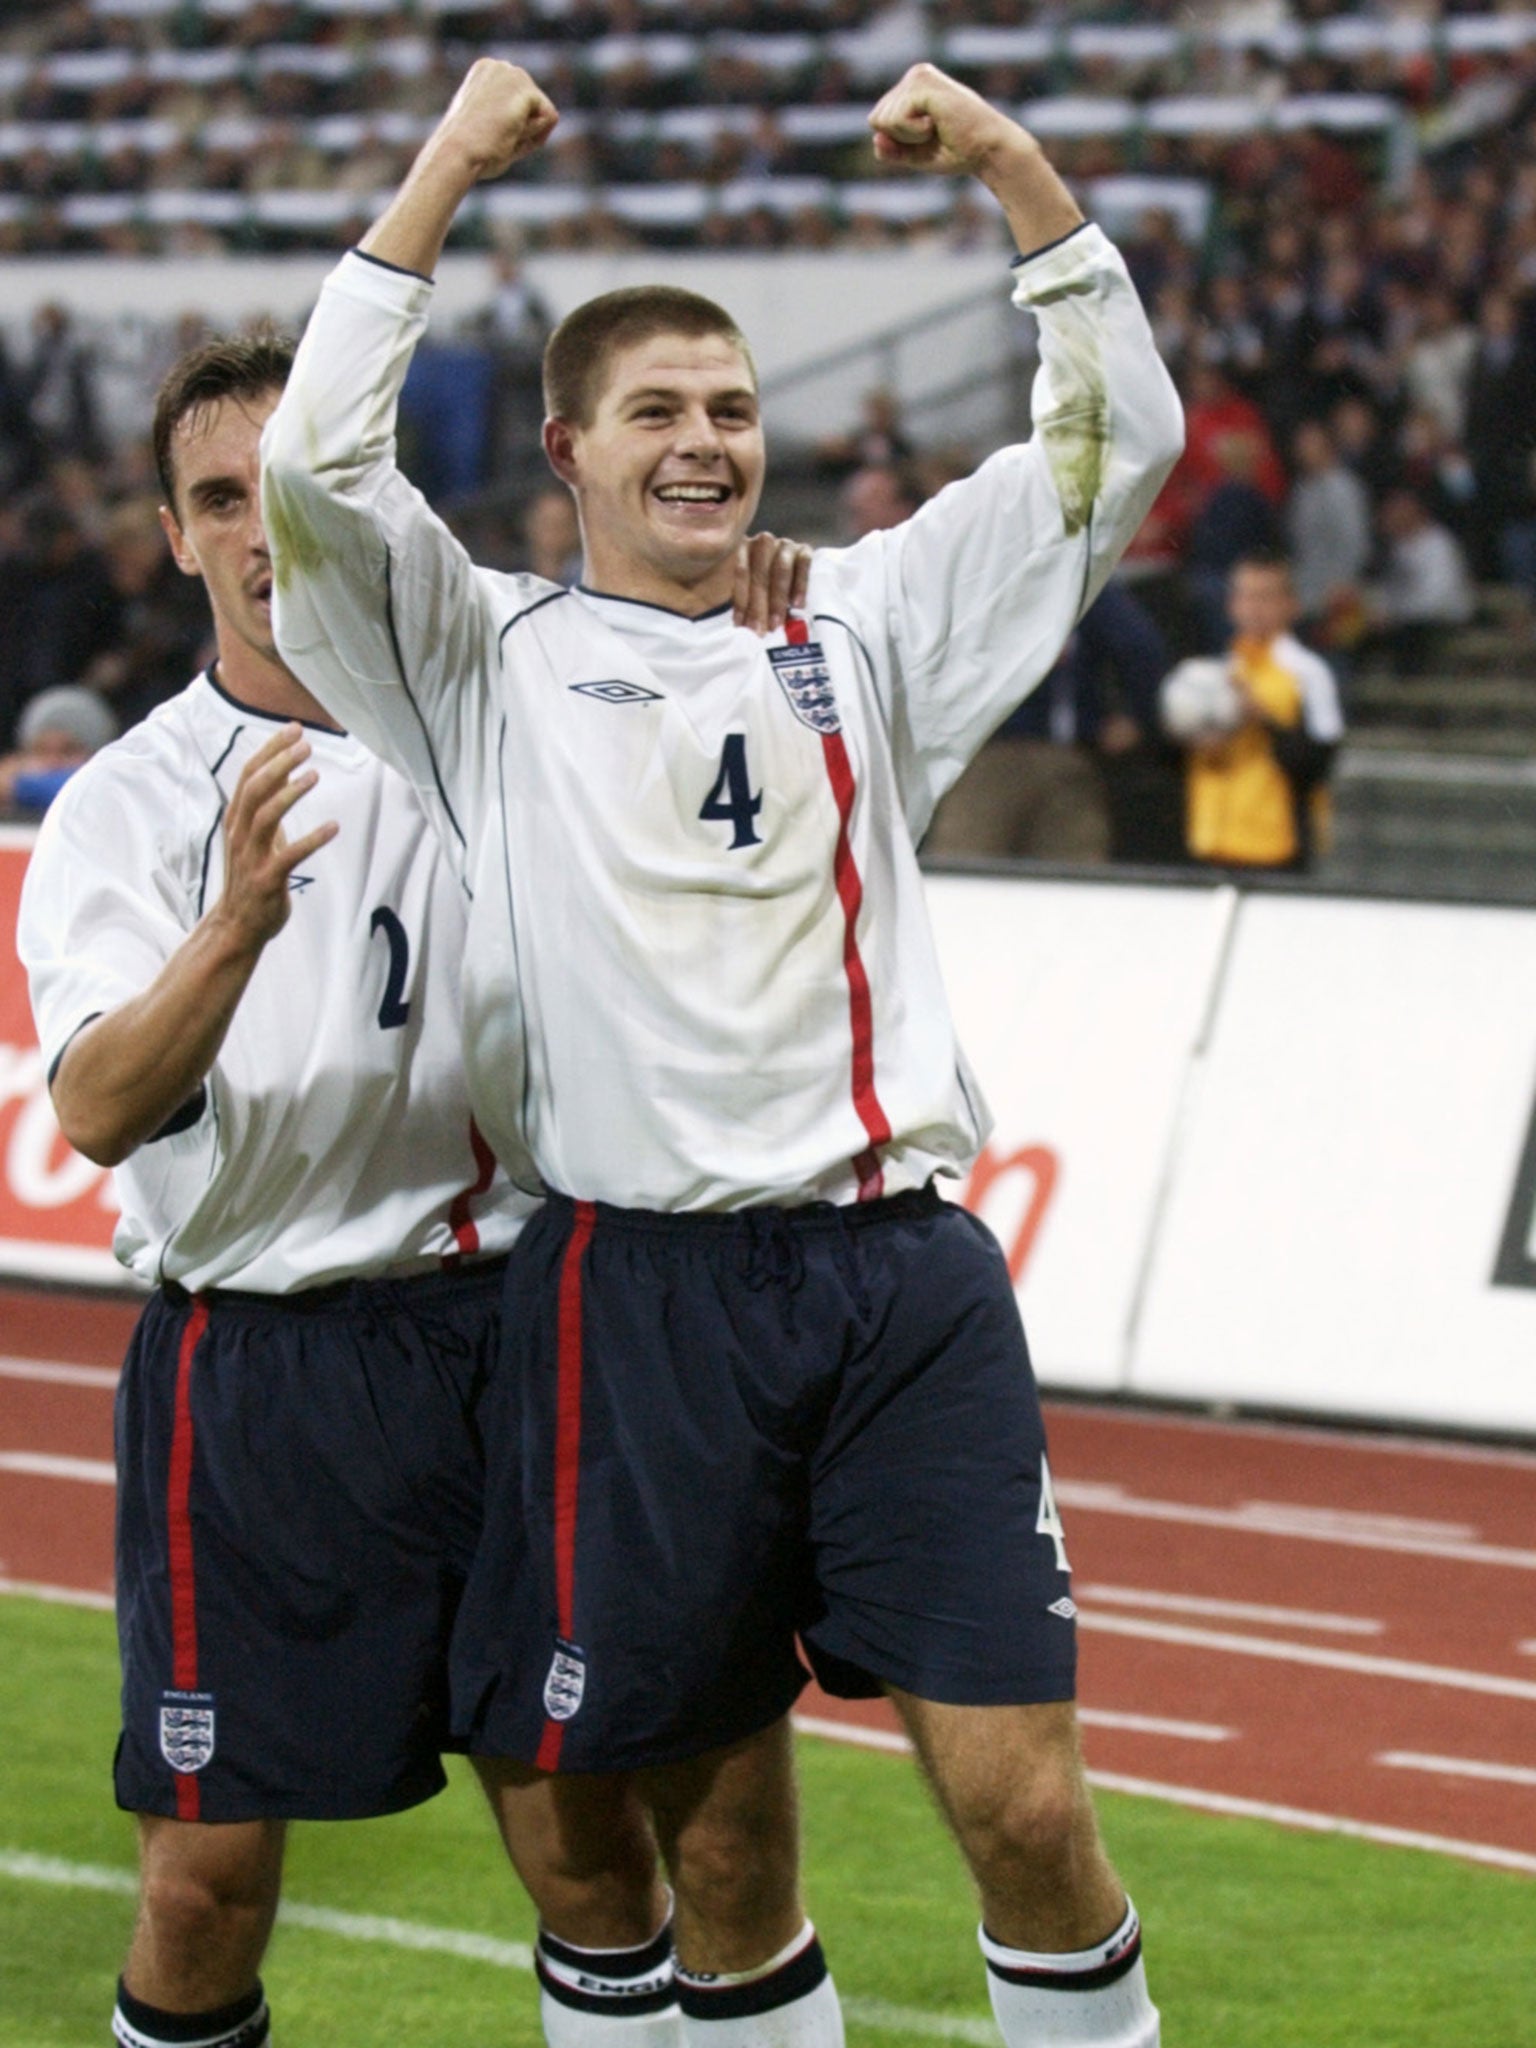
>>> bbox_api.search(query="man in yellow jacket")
[1180,553,1344,869]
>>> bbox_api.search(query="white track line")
[1521,1642,1536,1657]
[790,1728,1536,1878]
[0,1356,119,1390]
[1078,1584,1383,1636]
[1377,1753,1536,1790]
[1048,1401,1536,1470]
[1078,1613,1536,1701]
[794,1708,1231,1750]
[0,1451,114,1484]
[0,1848,991,2043]
[1056,1480,1536,1570]
[1082,1773,1536,1878]
[0,1577,113,1610]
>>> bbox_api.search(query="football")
[1159,657,1245,743]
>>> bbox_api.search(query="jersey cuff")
[348,246,434,286]
[46,1012,103,1088]
[1010,219,1092,270]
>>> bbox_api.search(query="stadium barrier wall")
[5,829,1535,1435]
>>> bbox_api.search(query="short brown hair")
[153,327,295,515]
[543,286,754,426]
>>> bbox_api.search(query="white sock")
[537,1914,680,2046]
[981,1900,1159,2048]
[676,1920,844,2048]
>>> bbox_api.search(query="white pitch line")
[1054,1480,1536,1571]
[1082,1771,1536,1878]
[0,1451,114,1485]
[1521,1641,1536,1658]
[1378,1752,1536,1790]
[796,1713,909,1754]
[0,1356,119,1390]
[1078,1612,1536,1701]
[0,1577,113,1611]
[0,1848,993,2044]
[1078,1583,1383,1637]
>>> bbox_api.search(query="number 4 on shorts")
[1036,1453,1070,1573]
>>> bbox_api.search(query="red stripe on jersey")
[783,613,892,1198]
[167,1298,208,1821]
[822,729,893,1200]
[537,1200,597,1773]
[444,1119,498,1264]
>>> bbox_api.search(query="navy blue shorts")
[452,1187,1075,1774]
[114,1258,502,1823]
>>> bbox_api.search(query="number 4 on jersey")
[700,732,763,849]
[1036,1453,1071,1573]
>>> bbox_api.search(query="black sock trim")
[115,1978,268,2046]
[534,1955,676,2017]
[676,1935,827,2020]
[984,1923,1142,1994]
[538,1922,673,1979]
[535,1923,676,2015]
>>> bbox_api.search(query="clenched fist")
[868,63,1033,179]
[437,59,559,184]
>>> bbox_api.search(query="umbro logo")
[1047,1596,1078,1620]
[288,873,316,893]
[570,679,662,705]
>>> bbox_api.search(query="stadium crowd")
[3,0,1534,863]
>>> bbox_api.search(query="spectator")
[80,496,211,730]
[0,682,116,814]
[1184,433,1282,652]
[21,303,102,465]
[1464,290,1536,608]
[0,497,117,748]
[463,234,556,482]
[1367,488,1476,674]
[1400,289,1477,447]
[1286,418,1372,637]
[520,484,582,584]
[815,385,913,478]
[838,460,921,539]
[925,582,1172,864]
[1168,553,1343,872]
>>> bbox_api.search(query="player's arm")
[49,728,336,1168]
[261,64,557,802]
[821,67,1184,836]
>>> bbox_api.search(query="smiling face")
[544,329,766,613]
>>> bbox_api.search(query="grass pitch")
[0,1595,1529,2048]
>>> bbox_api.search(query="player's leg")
[801,1193,1157,2047]
[888,1693,1156,2046]
[474,1756,680,2042]
[641,1718,843,2048]
[115,1815,284,2047]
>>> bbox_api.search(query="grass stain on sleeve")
[1036,314,1110,538]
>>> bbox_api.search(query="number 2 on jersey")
[369,906,411,1030]
[699,732,763,849]
[1036,1453,1071,1573]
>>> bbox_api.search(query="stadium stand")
[2,0,1534,897]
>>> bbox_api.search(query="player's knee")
[952,1755,1084,1885]
[137,1860,272,1956]
[669,1811,796,1937]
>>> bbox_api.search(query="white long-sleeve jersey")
[265,225,1182,1212]
[18,672,532,1291]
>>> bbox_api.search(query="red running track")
[3,1284,1534,1875]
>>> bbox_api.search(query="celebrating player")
[263,59,1183,2048]
[18,331,808,2048]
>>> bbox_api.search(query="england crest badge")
[159,1690,216,1773]
[768,640,841,735]
[543,1639,587,1722]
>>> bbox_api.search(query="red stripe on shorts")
[785,613,892,1199]
[167,1298,208,1820]
[536,1200,597,1772]
[444,1118,498,1263]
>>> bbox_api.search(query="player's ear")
[158,502,201,579]
[543,416,580,487]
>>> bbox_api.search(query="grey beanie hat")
[16,685,118,755]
